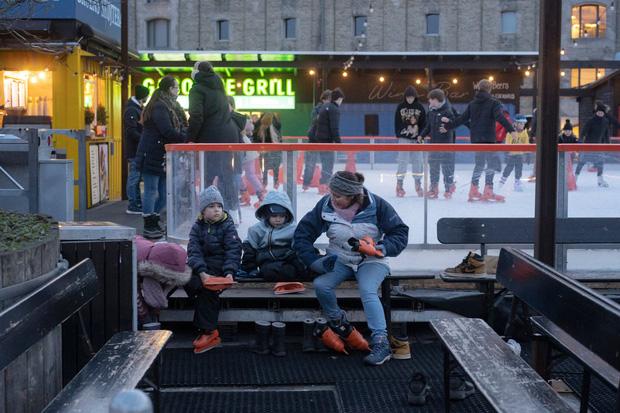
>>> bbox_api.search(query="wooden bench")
[0,259,97,372]
[497,247,620,413]
[42,330,172,413]
[430,317,574,413]
[436,217,620,321]
[0,259,97,412]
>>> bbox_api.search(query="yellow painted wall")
[52,49,83,207]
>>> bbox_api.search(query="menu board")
[88,143,100,205]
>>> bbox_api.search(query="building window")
[284,18,296,39]
[147,19,169,49]
[217,20,230,41]
[501,11,517,33]
[354,16,367,37]
[571,4,606,39]
[570,68,605,87]
[426,14,439,35]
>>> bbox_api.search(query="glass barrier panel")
[166,144,618,273]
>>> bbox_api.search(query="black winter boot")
[271,322,286,357]
[313,318,329,352]
[154,213,166,232]
[252,320,271,355]
[303,319,316,352]
[142,214,163,240]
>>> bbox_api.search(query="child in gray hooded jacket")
[240,191,308,281]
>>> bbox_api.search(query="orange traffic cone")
[345,152,357,173]
[566,154,577,191]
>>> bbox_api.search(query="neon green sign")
[141,76,295,109]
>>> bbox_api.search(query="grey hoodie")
[246,191,297,265]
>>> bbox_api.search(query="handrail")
[166,142,620,152]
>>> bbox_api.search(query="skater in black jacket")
[575,102,620,188]
[394,86,426,198]
[441,79,517,202]
[420,88,456,199]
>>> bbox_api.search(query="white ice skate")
[514,180,523,192]
[598,176,609,188]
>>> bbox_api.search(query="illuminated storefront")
[0,0,124,208]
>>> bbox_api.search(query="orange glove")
[348,236,384,258]
[202,275,235,291]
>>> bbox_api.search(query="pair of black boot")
[253,320,286,357]
[302,318,329,352]
[143,214,164,240]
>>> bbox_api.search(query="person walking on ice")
[294,171,409,365]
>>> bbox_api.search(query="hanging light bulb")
[488,76,494,81]
[415,78,421,85]
[342,71,348,78]
[379,76,385,82]
[309,69,316,76]
[561,48,565,55]
[452,78,458,84]
[573,39,578,47]
[561,71,566,77]
[369,3,374,13]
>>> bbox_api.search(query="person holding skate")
[294,171,409,366]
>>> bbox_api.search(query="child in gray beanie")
[186,185,242,354]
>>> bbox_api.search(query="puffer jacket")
[314,101,341,143]
[135,101,185,176]
[451,91,514,143]
[187,70,239,143]
[242,191,297,269]
[294,190,409,268]
[420,100,456,143]
[187,212,242,276]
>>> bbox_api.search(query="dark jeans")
[302,151,335,185]
[302,151,319,186]
[260,257,310,282]
[205,152,239,210]
[184,274,220,332]
[472,152,501,187]
[142,173,166,215]
[429,152,455,191]
[319,151,335,184]
[260,152,283,186]
[126,158,142,209]
[575,153,604,176]
[502,154,523,180]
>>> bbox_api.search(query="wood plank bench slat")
[42,330,172,413]
[430,318,574,413]
[437,217,620,245]
[497,248,620,372]
[530,316,620,389]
